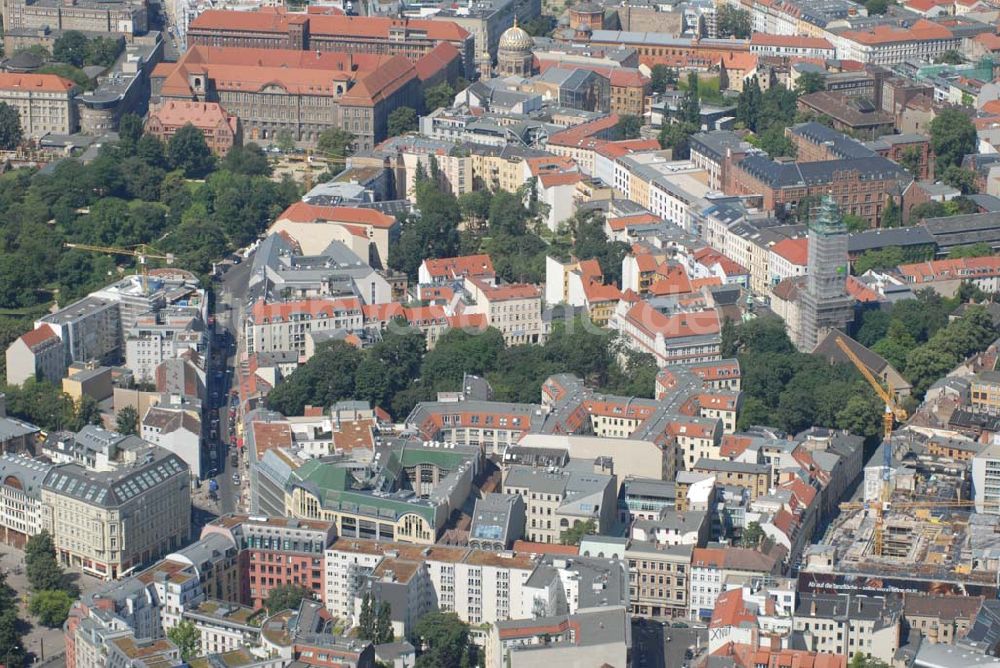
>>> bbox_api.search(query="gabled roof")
[19,324,59,349]
[278,201,397,228]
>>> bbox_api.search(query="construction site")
[800,429,1000,598]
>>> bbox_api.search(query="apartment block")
[5,323,66,386]
[244,298,364,355]
[610,300,721,367]
[689,546,781,621]
[0,453,51,548]
[0,72,77,137]
[203,515,336,609]
[793,593,902,663]
[41,427,191,580]
[464,278,544,346]
[502,465,617,544]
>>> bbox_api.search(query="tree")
[414,612,474,668]
[930,108,977,175]
[275,129,296,153]
[881,196,902,228]
[25,531,65,592]
[137,134,167,168]
[53,30,88,67]
[935,50,963,65]
[659,121,698,159]
[650,65,677,94]
[167,620,200,661]
[898,145,923,176]
[424,81,455,112]
[222,143,271,176]
[680,72,701,125]
[614,114,642,140]
[359,593,375,640]
[387,107,418,137]
[29,590,73,627]
[843,213,868,233]
[116,405,139,435]
[755,126,796,159]
[74,395,102,430]
[267,340,364,416]
[941,165,977,194]
[717,5,751,38]
[0,608,24,668]
[0,103,23,150]
[317,128,355,159]
[265,584,313,614]
[853,247,904,275]
[85,36,123,67]
[736,77,762,131]
[560,519,596,545]
[864,0,889,13]
[375,600,393,644]
[795,71,825,95]
[740,521,764,548]
[850,653,891,668]
[118,113,144,153]
[948,242,992,258]
[168,124,215,178]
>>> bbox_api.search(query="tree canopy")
[414,612,476,668]
[0,103,23,150]
[265,584,314,614]
[930,109,977,175]
[167,620,200,661]
[387,107,418,137]
[560,519,596,545]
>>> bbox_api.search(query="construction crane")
[835,334,909,556]
[64,243,174,294]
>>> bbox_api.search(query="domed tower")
[497,19,535,77]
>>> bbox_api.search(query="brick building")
[725,154,911,228]
[186,8,475,78]
[155,46,423,150]
[144,100,239,156]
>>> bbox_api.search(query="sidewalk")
[0,546,104,664]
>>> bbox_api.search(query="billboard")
[798,570,998,599]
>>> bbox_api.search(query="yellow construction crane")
[835,334,909,556]
[64,243,174,294]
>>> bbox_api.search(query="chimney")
[810,599,817,616]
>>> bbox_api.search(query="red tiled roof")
[650,264,693,295]
[710,589,758,629]
[608,213,660,231]
[846,275,881,303]
[0,72,76,93]
[423,254,495,279]
[583,281,622,303]
[548,113,620,148]
[414,41,461,81]
[898,256,1000,282]
[190,9,469,41]
[19,324,59,349]
[770,238,808,266]
[842,19,952,45]
[539,172,583,188]
[609,69,650,87]
[482,283,540,301]
[278,201,397,228]
[159,45,416,107]
[512,540,579,555]
[148,100,234,131]
[251,297,361,322]
[623,301,720,340]
[750,33,833,50]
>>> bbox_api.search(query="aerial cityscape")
[2,0,1000,666]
